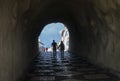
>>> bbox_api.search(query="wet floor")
[25,52,119,81]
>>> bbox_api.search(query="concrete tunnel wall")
[0,0,38,81]
[0,0,120,81]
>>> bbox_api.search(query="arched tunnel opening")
[38,22,69,52]
[0,0,120,81]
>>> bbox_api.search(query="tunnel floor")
[25,52,119,81]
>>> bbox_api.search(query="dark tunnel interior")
[0,0,120,81]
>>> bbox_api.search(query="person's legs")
[55,50,56,54]
[53,50,56,58]
[62,50,64,55]
[61,50,64,58]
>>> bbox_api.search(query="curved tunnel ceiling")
[21,0,120,37]
[22,0,92,37]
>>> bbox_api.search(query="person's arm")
[58,43,60,49]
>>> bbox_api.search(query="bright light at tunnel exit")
[38,22,69,52]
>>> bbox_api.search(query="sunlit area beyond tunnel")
[38,22,69,52]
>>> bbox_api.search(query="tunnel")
[0,0,120,81]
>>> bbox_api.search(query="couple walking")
[51,40,65,57]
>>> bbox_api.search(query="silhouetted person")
[59,41,65,58]
[51,40,57,57]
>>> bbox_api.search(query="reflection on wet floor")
[25,52,119,81]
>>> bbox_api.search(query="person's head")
[53,40,55,42]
